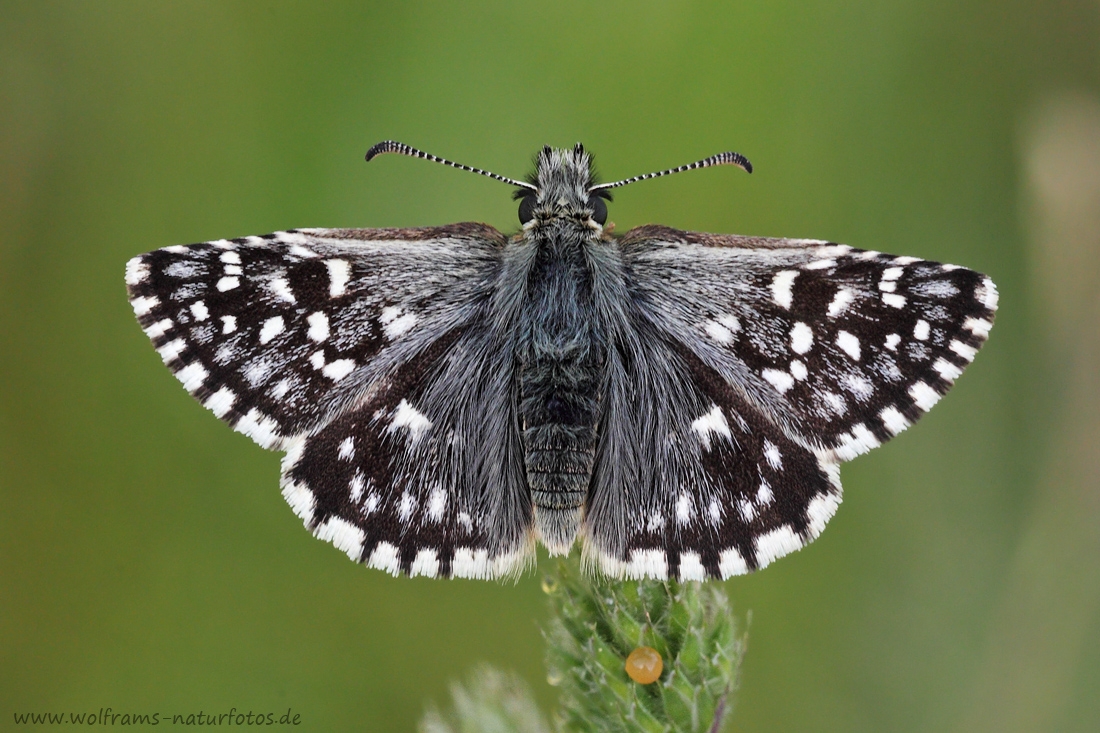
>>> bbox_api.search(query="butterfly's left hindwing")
[280,320,536,579]
[128,225,535,578]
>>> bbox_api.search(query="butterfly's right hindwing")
[583,225,996,581]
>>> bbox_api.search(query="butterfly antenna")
[366,141,537,191]
[589,151,753,192]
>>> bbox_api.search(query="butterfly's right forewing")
[583,225,995,581]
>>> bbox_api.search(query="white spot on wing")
[325,259,350,297]
[790,359,808,380]
[690,404,731,449]
[964,317,993,338]
[885,333,900,351]
[806,491,841,537]
[175,362,207,392]
[827,287,854,317]
[235,408,282,449]
[322,359,355,381]
[844,373,874,399]
[978,276,999,310]
[678,552,707,581]
[832,422,880,460]
[822,391,847,415]
[914,319,930,340]
[220,251,241,264]
[389,399,432,442]
[190,301,209,321]
[719,548,750,578]
[258,316,285,344]
[269,276,296,304]
[338,437,355,460]
[718,314,740,331]
[307,312,329,342]
[349,472,365,502]
[125,258,149,285]
[397,491,416,522]
[216,276,239,292]
[882,292,907,308]
[950,339,977,361]
[908,381,941,411]
[157,338,186,363]
[452,548,492,579]
[770,270,798,309]
[380,306,418,340]
[880,406,910,435]
[934,357,963,382]
[143,318,173,340]
[763,440,783,470]
[790,322,814,354]
[281,480,315,523]
[836,331,861,361]
[131,296,159,316]
[204,387,236,417]
[410,549,439,578]
[426,487,447,522]
[762,368,795,393]
[754,525,803,569]
[675,492,695,524]
[368,542,401,575]
[705,320,734,345]
[315,517,364,561]
[624,549,668,580]
[289,244,319,258]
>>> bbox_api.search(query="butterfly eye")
[588,194,608,225]
[519,194,537,224]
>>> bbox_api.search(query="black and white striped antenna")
[589,151,752,192]
[366,141,537,191]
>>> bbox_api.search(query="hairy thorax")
[518,222,607,552]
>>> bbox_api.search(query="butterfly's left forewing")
[128,225,534,578]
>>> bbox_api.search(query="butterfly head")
[365,140,751,233]
[515,144,610,229]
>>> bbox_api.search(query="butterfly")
[126,141,997,581]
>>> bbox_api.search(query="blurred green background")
[3,2,1099,731]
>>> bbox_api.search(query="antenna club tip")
[365,140,399,162]
[723,152,752,174]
